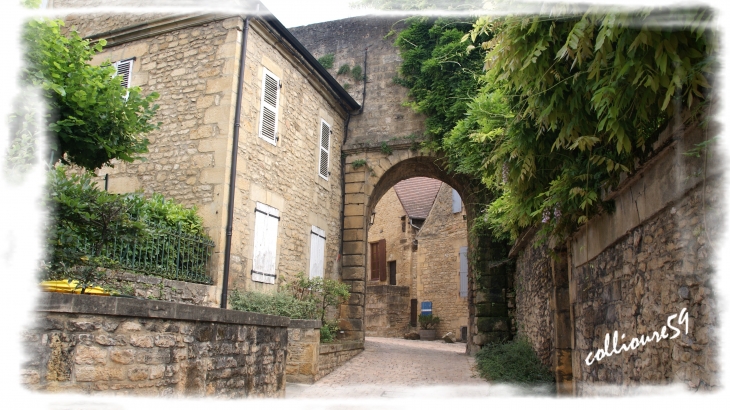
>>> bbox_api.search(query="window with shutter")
[309,226,326,278]
[112,58,134,99]
[452,189,462,213]
[369,240,386,281]
[252,202,280,284]
[459,246,468,297]
[318,119,331,180]
[259,68,280,145]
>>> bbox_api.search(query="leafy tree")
[21,19,160,171]
[352,0,483,11]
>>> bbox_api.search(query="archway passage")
[338,147,512,354]
[365,177,469,342]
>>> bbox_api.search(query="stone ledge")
[319,340,364,354]
[289,319,321,329]
[36,293,290,327]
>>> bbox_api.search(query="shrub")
[418,314,440,330]
[337,63,351,75]
[342,82,351,91]
[317,53,334,69]
[351,159,367,169]
[320,320,340,343]
[229,290,318,319]
[474,337,554,387]
[380,141,392,155]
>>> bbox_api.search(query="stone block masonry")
[22,293,288,397]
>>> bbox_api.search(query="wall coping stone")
[319,340,364,354]
[36,292,290,327]
[289,319,321,329]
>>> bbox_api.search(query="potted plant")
[418,314,440,340]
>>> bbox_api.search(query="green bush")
[418,313,440,329]
[229,290,318,319]
[320,320,340,343]
[317,53,334,69]
[351,64,363,81]
[474,337,554,387]
[337,63,351,75]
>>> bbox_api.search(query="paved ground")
[286,337,493,399]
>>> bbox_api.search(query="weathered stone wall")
[286,319,321,384]
[512,239,553,366]
[317,341,364,380]
[417,183,469,338]
[105,271,217,307]
[572,180,721,394]
[22,293,288,397]
[365,284,411,337]
[290,16,427,148]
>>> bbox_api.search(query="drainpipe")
[338,47,368,269]
[220,15,251,309]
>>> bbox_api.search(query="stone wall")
[417,183,469,338]
[365,284,411,337]
[317,341,365,380]
[290,16,427,148]
[105,271,216,307]
[286,319,321,384]
[22,293,288,397]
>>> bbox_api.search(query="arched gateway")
[337,142,512,354]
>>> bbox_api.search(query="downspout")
[220,15,251,309]
[338,47,368,268]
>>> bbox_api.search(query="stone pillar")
[473,259,512,346]
[340,171,368,341]
[550,247,574,395]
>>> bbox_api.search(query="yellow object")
[40,280,111,296]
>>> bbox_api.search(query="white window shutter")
[309,226,326,278]
[459,246,468,297]
[252,202,280,284]
[259,69,280,145]
[318,119,331,180]
[112,59,134,89]
[452,189,462,213]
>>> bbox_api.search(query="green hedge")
[475,337,554,388]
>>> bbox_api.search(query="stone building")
[51,0,360,307]
[365,177,468,339]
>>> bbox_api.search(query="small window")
[318,119,331,180]
[112,58,134,98]
[459,246,468,297]
[309,226,326,278]
[259,68,280,145]
[452,189,462,213]
[252,202,280,284]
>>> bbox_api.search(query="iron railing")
[81,221,215,284]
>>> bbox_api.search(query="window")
[252,202,280,284]
[112,58,134,98]
[309,226,326,278]
[369,239,386,281]
[259,68,280,145]
[459,246,468,297]
[318,119,331,179]
[388,261,396,285]
[452,189,462,213]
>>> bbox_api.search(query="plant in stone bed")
[229,290,318,319]
[474,337,554,390]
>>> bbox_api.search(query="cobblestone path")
[285,337,492,399]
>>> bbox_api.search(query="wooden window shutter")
[459,246,468,297]
[370,242,379,280]
[378,239,387,282]
[318,119,331,180]
[252,202,280,284]
[452,189,462,213]
[112,58,134,89]
[309,226,326,278]
[259,68,280,145]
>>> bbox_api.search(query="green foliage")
[351,64,364,81]
[342,82,351,91]
[4,92,43,183]
[474,337,554,387]
[22,19,160,171]
[351,159,367,169]
[320,320,340,343]
[20,0,41,8]
[380,142,393,155]
[418,313,440,329]
[229,290,318,319]
[43,166,211,287]
[337,63,351,75]
[353,0,483,11]
[318,53,335,69]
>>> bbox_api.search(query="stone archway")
[338,145,511,354]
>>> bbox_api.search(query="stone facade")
[286,319,321,384]
[106,270,217,306]
[365,181,468,339]
[52,1,358,305]
[22,293,288,397]
[317,341,365,380]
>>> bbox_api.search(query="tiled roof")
[393,177,442,220]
